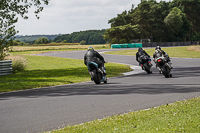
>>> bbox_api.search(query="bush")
[80,40,86,45]
[6,56,27,73]
[34,37,49,44]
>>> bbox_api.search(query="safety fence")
[111,41,199,49]
[111,43,142,49]
[0,60,12,76]
[142,41,199,47]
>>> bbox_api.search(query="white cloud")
[15,0,170,35]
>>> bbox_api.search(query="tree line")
[12,30,107,45]
[104,0,200,44]
[15,35,59,43]
[54,30,106,45]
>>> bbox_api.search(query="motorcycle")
[87,61,107,84]
[155,56,172,78]
[138,55,152,74]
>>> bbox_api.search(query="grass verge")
[48,97,200,133]
[0,55,131,93]
[105,46,200,58]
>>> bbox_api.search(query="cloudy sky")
[15,0,170,35]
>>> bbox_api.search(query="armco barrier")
[111,43,142,49]
[0,60,12,76]
[142,41,199,47]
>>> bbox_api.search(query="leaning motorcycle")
[87,61,107,84]
[155,56,172,78]
[138,55,152,74]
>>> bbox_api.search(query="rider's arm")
[144,50,150,57]
[96,51,105,62]
[161,50,166,55]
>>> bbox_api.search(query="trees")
[0,0,49,60]
[172,0,200,41]
[103,24,140,44]
[34,37,49,44]
[54,30,106,45]
[164,7,187,41]
[104,0,200,43]
[80,40,86,45]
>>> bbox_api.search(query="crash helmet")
[87,47,94,51]
[155,46,161,50]
[138,47,143,51]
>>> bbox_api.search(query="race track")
[0,49,200,133]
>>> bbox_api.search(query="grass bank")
[105,46,200,58]
[48,97,200,133]
[0,54,131,93]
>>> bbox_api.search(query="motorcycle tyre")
[92,70,101,84]
[144,63,152,74]
[161,65,170,78]
[104,76,107,84]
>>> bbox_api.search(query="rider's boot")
[157,67,162,74]
[103,66,107,75]
[141,64,144,70]
[169,62,173,69]
[100,66,106,75]
[89,71,94,81]
[166,62,173,69]
[148,61,153,66]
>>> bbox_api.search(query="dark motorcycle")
[138,55,152,74]
[87,61,107,84]
[155,56,172,78]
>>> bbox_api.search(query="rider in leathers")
[136,47,152,69]
[153,46,172,73]
[84,47,106,79]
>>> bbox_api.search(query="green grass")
[0,55,131,92]
[48,97,200,133]
[106,46,200,58]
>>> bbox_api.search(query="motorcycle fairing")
[87,62,98,71]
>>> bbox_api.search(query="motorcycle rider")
[153,46,173,73]
[136,47,152,69]
[84,47,106,79]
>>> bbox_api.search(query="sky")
[15,0,170,35]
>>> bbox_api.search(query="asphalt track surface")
[0,49,200,133]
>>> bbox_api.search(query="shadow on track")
[1,66,200,100]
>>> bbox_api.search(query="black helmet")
[87,47,94,51]
[138,47,143,51]
[155,46,161,50]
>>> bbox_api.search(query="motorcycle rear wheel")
[104,76,107,84]
[161,65,170,78]
[92,70,101,84]
[144,63,152,74]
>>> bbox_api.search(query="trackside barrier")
[0,60,12,76]
[111,41,199,49]
[111,43,142,49]
[142,41,199,47]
